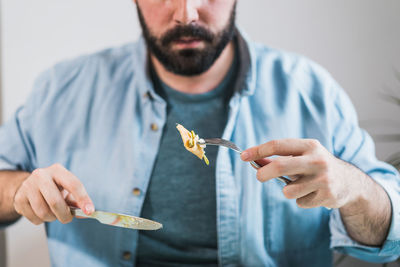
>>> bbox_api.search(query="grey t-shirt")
[136,55,237,266]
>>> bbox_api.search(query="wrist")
[339,173,372,216]
[10,172,30,208]
[338,173,392,245]
[0,171,30,221]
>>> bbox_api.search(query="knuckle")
[51,163,64,171]
[296,199,306,208]
[35,207,49,220]
[297,198,313,209]
[318,174,330,185]
[311,157,328,170]
[19,181,28,191]
[273,160,285,173]
[48,218,57,223]
[30,218,43,225]
[60,215,73,224]
[65,215,73,223]
[269,140,280,154]
[31,168,44,178]
[307,139,320,150]
[282,187,292,199]
[256,146,264,158]
[283,185,298,199]
[13,191,24,204]
[47,198,61,209]
[256,170,264,182]
[13,203,22,215]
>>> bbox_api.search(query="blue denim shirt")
[1,30,399,266]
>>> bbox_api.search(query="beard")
[136,3,236,76]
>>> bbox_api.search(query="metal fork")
[199,138,332,210]
[198,138,291,185]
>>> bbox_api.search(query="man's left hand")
[241,138,365,209]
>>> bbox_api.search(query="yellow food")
[176,124,209,165]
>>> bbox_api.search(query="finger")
[246,158,273,170]
[254,156,294,168]
[63,189,79,208]
[255,156,312,182]
[48,164,94,215]
[21,199,43,225]
[282,175,319,200]
[241,139,321,161]
[26,186,57,222]
[13,183,42,224]
[296,191,322,209]
[287,174,302,182]
[37,171,73,224]
[13,185,27,216]
[254,158,273,167]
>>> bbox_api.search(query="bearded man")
[0,1,399,266]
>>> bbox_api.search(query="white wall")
[237,0,400,161]
[1,0,399,267]
[1,1,139,266]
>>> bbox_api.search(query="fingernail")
[241,151,250,161]
[85,204,94,214]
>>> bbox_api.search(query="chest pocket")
[263,182,331,254]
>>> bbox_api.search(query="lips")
[172,38,203,49]
[177,37,201,43]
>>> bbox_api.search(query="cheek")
[200,0,235,30]
[139,3,174,35]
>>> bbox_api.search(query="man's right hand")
[13,163,94,225]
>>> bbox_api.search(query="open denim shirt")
[1,29,399,266]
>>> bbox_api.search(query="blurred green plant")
[375,69,400,266]
[335,70,400,267]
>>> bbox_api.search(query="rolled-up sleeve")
[328,81,400,262]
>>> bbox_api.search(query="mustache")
[161,25,214,46]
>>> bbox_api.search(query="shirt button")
[150,123,158,131]
[132,188,141,196]
[122,251,131,261]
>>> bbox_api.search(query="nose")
[173,0,200,25]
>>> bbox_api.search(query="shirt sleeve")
[328,80,400,263]
[0,70,52,172]
[0,107,36,172]
[0,70,51,228]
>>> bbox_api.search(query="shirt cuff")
[330,173,400,263]
[374,173,400,242]
[0,160,18,171]
[0,160,21,229]
[0,220,18,230]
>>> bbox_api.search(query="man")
[0,0,399,266]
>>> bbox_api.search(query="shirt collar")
[232,27,256,96]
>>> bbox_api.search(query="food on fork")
[176,123,209,165]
